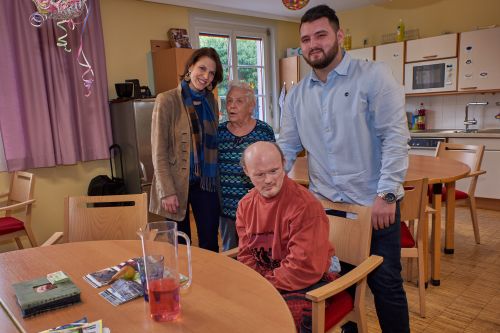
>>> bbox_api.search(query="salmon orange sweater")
[236,176,333,291]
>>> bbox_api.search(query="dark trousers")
[343,202,410,333]
[177,182,220,253]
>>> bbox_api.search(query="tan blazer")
[149,85,218,221]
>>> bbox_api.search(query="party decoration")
[282,0,310,10]
[30,0,95,97]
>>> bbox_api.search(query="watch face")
[384,193,397,204]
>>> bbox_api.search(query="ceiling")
[143,0,391,22]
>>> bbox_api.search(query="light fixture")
[282,0,310,11]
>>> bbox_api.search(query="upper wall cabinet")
[375,42,404,85]
[152,48,195,94]
[347,47,374,62]
[279,56,311,93]
[458,27,500,92]
[406,33,458,62]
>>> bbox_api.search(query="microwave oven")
[404,58,457,94]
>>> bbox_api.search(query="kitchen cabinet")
[458,27,500,92]
[375,42,404,85]
[152,48,195,94]
[448,137,500,199]
[347,47,374,62]
[279,56,311,92]
[406,33,457,62]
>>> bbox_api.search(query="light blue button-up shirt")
[278,53,410,206]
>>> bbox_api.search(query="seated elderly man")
[236,141,334,332]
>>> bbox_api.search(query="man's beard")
[303,41,339,70]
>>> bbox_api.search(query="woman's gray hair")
[227,80,256,104]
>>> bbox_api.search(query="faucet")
[464,102,488,132]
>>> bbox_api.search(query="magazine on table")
[99,279,144,306]
[38,317,110,333]
[83,258,140,288]
[83,258,189,306]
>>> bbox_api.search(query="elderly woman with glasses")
[218,80,275,251]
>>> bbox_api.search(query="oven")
[408,137,447,156]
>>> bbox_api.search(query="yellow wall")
[0,160,108,252]
[100,0,189,97]
[338,0,500,49]
[276,20,300,57]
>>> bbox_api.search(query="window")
[191,16,275,124]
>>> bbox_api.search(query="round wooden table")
[289,155,470,286]
[0,241,295,333]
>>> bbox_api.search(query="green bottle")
[396,19,405,42]
[343,29,352,50]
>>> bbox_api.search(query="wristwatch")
[377,192,397,204]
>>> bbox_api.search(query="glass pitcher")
[137,221,192,321]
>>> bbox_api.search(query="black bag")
[88,144,127,196]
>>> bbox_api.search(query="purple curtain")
[0,0,111,171]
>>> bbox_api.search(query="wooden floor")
[190,207,500,332]
[368,206,500,332]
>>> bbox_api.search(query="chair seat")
[0,217,26,235]
[325,290,354,331]
[400,222,416,248]
[428,185,469,202]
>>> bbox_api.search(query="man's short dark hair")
[300,4,340,31]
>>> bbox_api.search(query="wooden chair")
[400,178,429,318]
[307,202,382,333]
[224,203,382,332]
[435,142,486,244]
[0,171,36,249]
[58,193,148,243]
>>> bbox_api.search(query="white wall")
[406,94,500,130]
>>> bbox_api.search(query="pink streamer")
[30,0,95,96]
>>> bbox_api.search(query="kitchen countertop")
[410,129,500,138]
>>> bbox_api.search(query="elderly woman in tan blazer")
[150,47,223,252]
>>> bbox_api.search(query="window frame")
[190,13,278,126]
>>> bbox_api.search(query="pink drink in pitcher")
[148,278,180,321]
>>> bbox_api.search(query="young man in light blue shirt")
[278,4,411,333]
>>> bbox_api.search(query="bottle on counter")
[416,102,426,130]
[396,19,405,42]
[343,29,352,50]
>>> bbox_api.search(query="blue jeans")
[343,202,410,333]
[219,216,238,251]
[177,182,220,252]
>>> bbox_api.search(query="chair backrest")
[435,142,484,195]
[7,171,34,205]
[319,201,372,266]
[435,142,484,174]
[64,193,148,242]
[401,178,429,222]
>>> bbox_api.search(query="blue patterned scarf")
[181,80,218,192]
